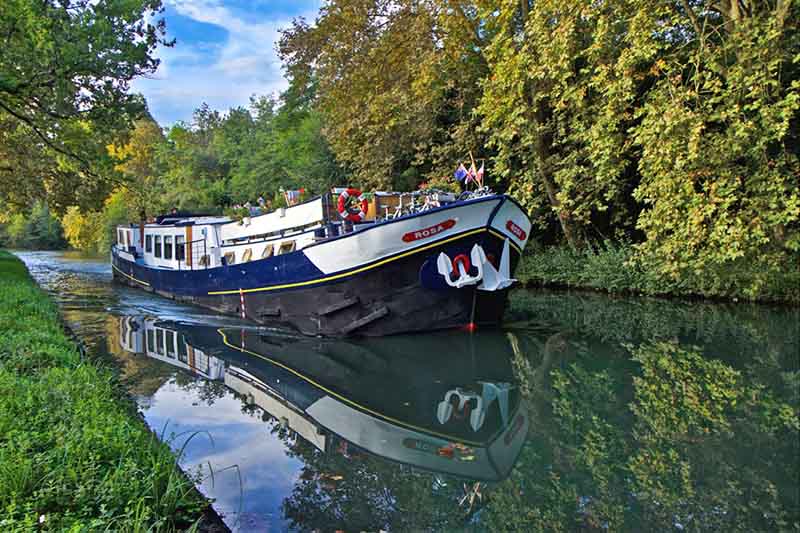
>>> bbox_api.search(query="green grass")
[516,241,800,304]
[0,251,209,531]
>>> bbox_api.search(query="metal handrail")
[176,238,208,270]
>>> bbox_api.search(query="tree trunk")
[520,0,582,250]
[533,101,583,250]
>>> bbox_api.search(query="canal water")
[16,251,799,532]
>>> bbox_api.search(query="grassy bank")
[0,251,210,531]
[516,242,800,305]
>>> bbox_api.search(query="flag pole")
[468,151,476,190]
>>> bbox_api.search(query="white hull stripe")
[207,227,510,295]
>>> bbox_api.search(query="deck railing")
[176,238,209,270]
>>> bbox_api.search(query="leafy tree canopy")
[0,0,170,210]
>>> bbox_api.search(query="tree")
[159,104,230,211]
[2,201,65,249]
[478,0,660,249]
[0,0,170,210]
[631,1,800,295]
[107,118,169,218]
[278,0,490,189]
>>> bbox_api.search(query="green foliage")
[632,3,799,300]
[516,241,800,303]
[0,251,207,530]
[278,0,490,189]
[478,0,647,247]
[108,118,169,218]
[61,189,136,254]
[0,202,65,250]
[0,0,170,212]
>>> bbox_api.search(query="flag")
[476,163,484,185]
[454,163,468,182]
[284,190,301,205]
[466,162,477,184]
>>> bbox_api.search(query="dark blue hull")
[112,226,520,336]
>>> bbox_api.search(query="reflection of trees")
[486,323,799,532]
[171,371,228,406]
[271,416,472,531]
[507,291,799,369]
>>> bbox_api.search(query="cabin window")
[117,229,124,245]
[224,251,235,265]
[145,235,153,254]
[164,236,173,260]
[242,248,253,262]
[278,241,296,255]
[146,329,155,354]
[156,329,164,355]
[176,236,185,261]
[261,245,274,259]
[154,235,162,258]
[178,336,188,363]
[165,331,176,358]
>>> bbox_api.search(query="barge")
[112,189,532,336]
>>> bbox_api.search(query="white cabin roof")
[144,216,230,228]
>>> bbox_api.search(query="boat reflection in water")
[118,315,528,482]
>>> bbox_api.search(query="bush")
[516,241,799,304]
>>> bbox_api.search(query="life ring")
[337,188,369,222]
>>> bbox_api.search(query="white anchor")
[436,238,516,291]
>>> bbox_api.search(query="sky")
[132,0,322,126]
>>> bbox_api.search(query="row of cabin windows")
[223,241,295,265]
[146,328,189,363]
[144,234,185,261]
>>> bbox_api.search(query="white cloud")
[133,0,319,125]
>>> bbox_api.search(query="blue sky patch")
[134,0,321,125]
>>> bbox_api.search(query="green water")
[17,251,800,532]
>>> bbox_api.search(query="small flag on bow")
[476,163,484,185]
[466,162,478,184]
[454,163,468,182]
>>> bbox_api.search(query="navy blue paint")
[114,245,325,297]
[112,196,521,298]
[114,224,500,297]
[486,196,507,228]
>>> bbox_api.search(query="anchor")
[435,381,513,432]
[436,245,485,288]
[436,388,485,432]
[435,238,516,291]
[477,238,516,291]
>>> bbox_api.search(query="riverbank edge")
[0,250,228,531]
[515,244,800,306]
